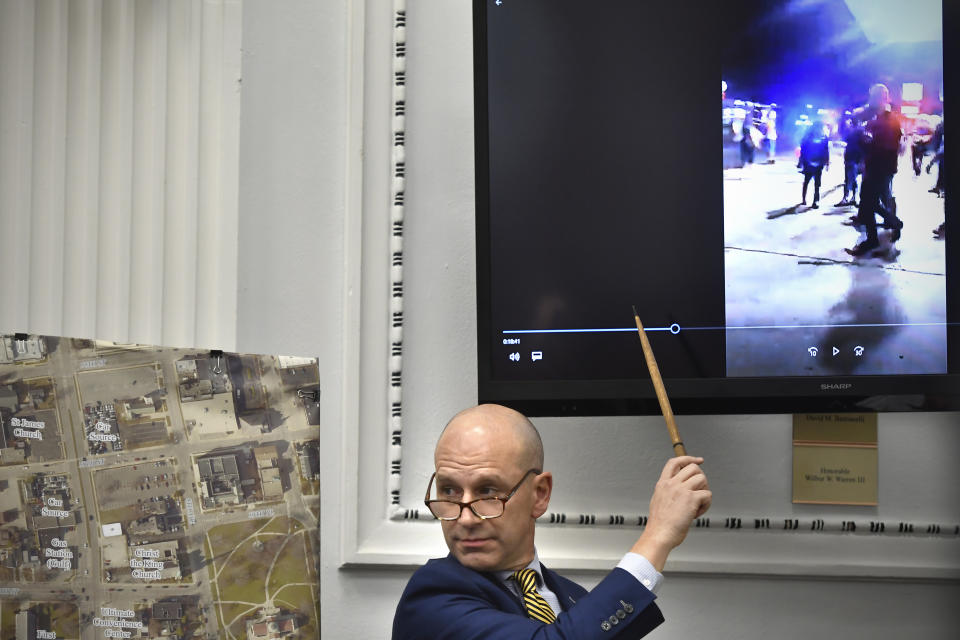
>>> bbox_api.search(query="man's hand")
[630,456,712,572]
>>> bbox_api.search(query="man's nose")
[457,502,481,524]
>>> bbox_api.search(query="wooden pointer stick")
[632,306,686,456]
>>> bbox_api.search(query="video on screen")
[721,0,947,377]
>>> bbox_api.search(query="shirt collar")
[495,548,544,586]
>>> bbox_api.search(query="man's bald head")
[437,404,544,471]
[869,83,890,110]
[432,404,551,572]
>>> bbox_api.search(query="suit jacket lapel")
[475,566,527,615]
[540,563,579,612]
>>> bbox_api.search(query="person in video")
[930,117,945,239]
[836,115,863,207]
[764,107,778,163]
[846,84,904,257]
[798,122,830,208]
[393,404,711,639]
[911,117,934,176]
[740,102,757,167]
[927,117,944,198]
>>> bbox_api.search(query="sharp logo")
[821,383,853,391]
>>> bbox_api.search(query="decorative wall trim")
[387,0,407,519]
[391,505,959,539]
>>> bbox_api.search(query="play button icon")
[832,347,840,356]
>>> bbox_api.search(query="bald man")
[846,83,904,257]
[392,404,711,639]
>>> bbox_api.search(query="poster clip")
[297,388,320,403]
[210,350,224,375]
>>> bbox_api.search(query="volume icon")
[508,352,520,362]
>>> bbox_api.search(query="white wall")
[235,0,350,361]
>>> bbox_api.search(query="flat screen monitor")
[474,0,958,415]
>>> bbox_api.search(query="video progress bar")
[502,322,953,335]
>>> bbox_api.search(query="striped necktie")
[510,568,557,624]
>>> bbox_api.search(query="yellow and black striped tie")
[511,568,557,624]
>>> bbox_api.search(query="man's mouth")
[458,537,492,549]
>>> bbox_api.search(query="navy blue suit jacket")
[392,554,664,639]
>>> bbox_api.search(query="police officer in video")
[798,122,830,209]
[846,83,904,257]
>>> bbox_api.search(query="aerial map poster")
[0,334,321,640]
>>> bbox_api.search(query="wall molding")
[387,0,407,520]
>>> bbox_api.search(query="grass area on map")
[221,601,258,638]
[208,519,267,560]
[207,519,272,631]
[298,474,319,496]
[260,516,303,536]
[228,604,256,638]
[221,535,274,603]
[0,603,16,639]
[266,533,308,597]
[207,516,317,637]
[204,536,224,630]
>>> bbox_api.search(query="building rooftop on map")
[277,355,316,369]
[260,467,283,500]
[15,609,36,640]
[0,386,18,413]
[246,610,299,639]
[1,336,46,364]
[297,443,319,480]
[152,601,183,620]
[198,454,240,478]
[128,515,164,537]
[180,378,215,401]
[175,358,199,379]
[121,395,159,420]
[177,355,231,393]
[127,539,181,580]
[37,527,67,547]
[196,453,243,507]
[254,445,277,469]
[32,512,78,530]
[181,393,238,438]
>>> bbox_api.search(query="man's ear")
[531,472,553,519]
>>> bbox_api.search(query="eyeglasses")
[424,468,541,520]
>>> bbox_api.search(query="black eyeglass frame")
[424,468,542,521]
